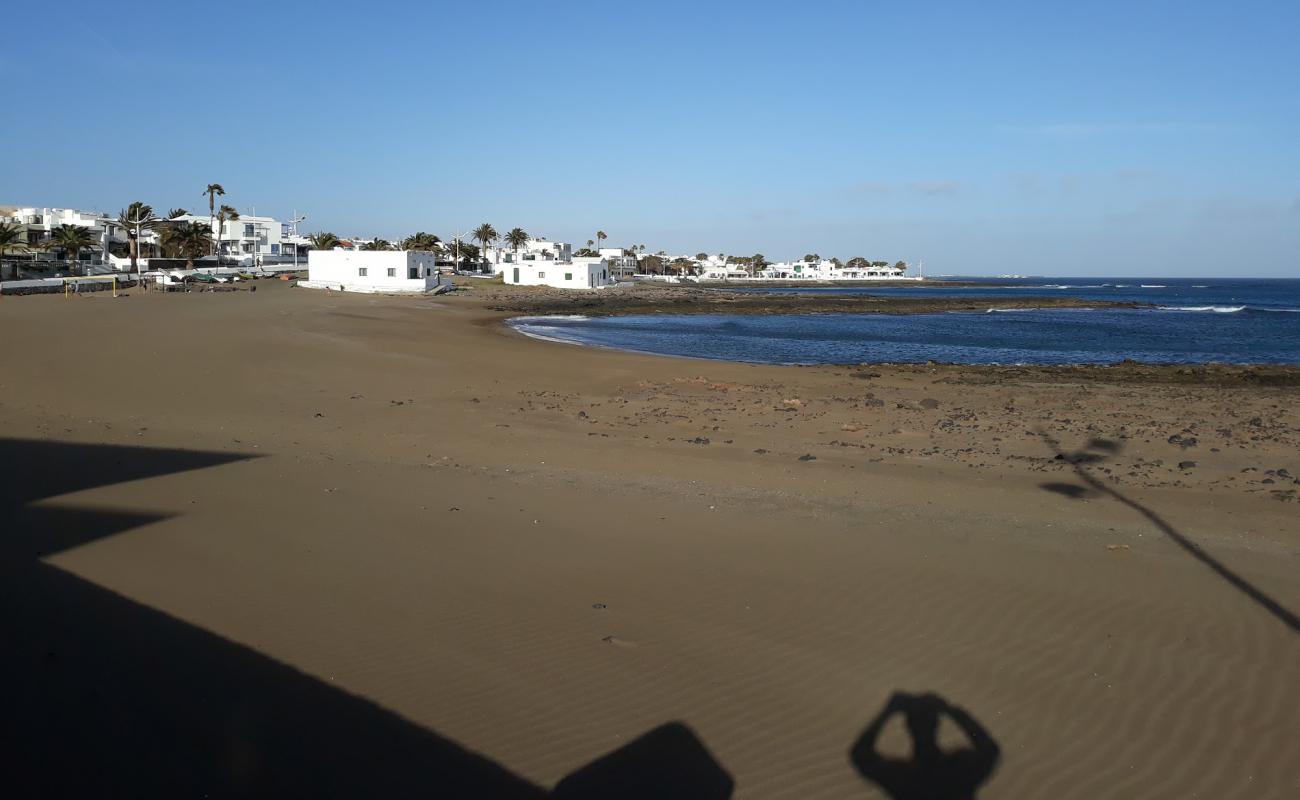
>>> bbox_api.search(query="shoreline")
[485,283,1300,381]
[505,315,1300,381]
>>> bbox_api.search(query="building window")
[358,267,368,277]
[243,223,255,237]
[242,243,252,253]
[387,267,396,277]
[409,267,419,279]
[538,271,546,278]
[564,273,572,281]
[270,244,280,254]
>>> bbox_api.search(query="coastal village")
[1,195,921,295]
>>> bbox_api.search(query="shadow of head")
[1035,433,1124,499]
[1039,482,1095,500]
[851,692,999,800]
[551,723,734,799]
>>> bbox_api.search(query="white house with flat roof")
[491,237,573,271]
[598,247,638,277]
[503,256,614,289]
[300,249,444,293]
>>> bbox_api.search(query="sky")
[5,0,1298,277]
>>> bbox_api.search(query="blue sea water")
[509,278,1300,365]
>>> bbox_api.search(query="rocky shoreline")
[473,281,1141,317]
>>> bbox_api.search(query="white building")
[172,212,285,266]
[598,247,638,278]
[1,205,311,276]
[0,206,129,275]
[300,249,445,293]
[492,236,573,271]
[503,256,614,289]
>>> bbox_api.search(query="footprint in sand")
[601,635,638,648]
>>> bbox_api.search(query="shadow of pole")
[1037,430,1299,635]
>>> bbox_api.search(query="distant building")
[300,250,445,293]
[1,205,309,274]
[598,247,638,278]
[490,237,573,271]
[503,256,614,290]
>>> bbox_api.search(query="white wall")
[303,250,441,293]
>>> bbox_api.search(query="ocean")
[508,278,1300,366]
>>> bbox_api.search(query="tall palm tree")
[595,230,606,251]
[360,239,393,251]
[202,184,225,255]
[0,221,29,280]
[161,222,213,268]
[168,208,188,219]
[45,225,99,276]
[309,232,341,250]
[472,223,498,272]
[504,227,529,264]
[117,202,156,273]
[215,204,239,265]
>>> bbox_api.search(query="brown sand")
[3,281,1298,798]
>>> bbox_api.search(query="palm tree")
[401,231,441,251]
[45,225,99,276]
[309,232,341,250]
[472,223,498,272]
[586,239,594,249]
[360,239,393,251]
[595,230,607,251]
[215,204,239,265]
[168,208,188,219]
[1,221,29,280]
[161,222,213,268]
[202,184,225,255]
[504,227,529,264]
[117,202,156,273]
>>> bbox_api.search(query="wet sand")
[3,281,1297,798]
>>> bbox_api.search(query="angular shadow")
[1036,431,1299,634]
[552,722,734,799]
[850,691,999,799]
[1,438,730,796]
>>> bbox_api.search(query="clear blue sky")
[6,0,1297,276]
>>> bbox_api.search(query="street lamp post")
[122,208,159,284]
[289,211,307,270]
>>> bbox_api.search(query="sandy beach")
[3,280,1298,798]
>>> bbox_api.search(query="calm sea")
[509,278,1300,365]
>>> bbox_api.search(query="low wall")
[1,276,139,296]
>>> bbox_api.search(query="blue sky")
[6,0,1298,276]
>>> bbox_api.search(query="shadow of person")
[850,692,999,800]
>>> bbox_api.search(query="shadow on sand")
[1,438,740,797]
[1037,431,1299,634]
[3,437,1000,797]
[850,692,999,799]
